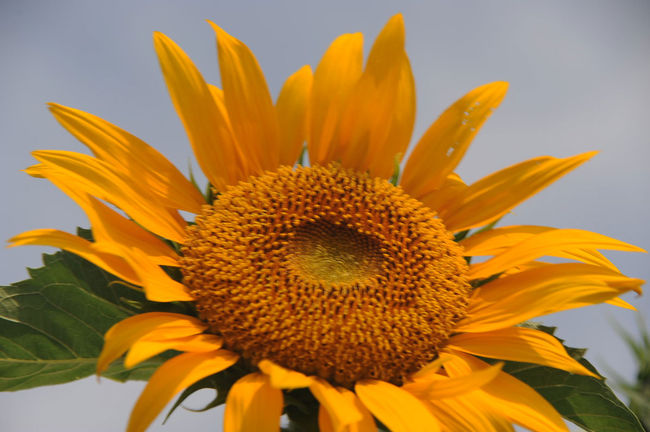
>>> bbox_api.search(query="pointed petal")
[427,395,514,432]
[124,333,223,369]
[258,359,314,389]
[410,357,448,381]
[448,327,597,377]
[276,65,313,166]
[8,229,139,284]
[417,172,467,213]
[319,388,376,432]
[32,150,187,243]
[128,350,238,432]
[457,263,644,333]
[336,14,410,176]
[32,170,178,266]
[444,352,568,432]
[82,195,179,267]
[309,32,364,165]
[48,103,204,213]
[405,362,503,400]
[153,32,244,190]
[468,228,644,279]
[310,378,363,432]
[439,152,597,232]
[115,246,193,302]
[209,22,280,172]
[461,225,621,271]
[355,380,441,432]
[401,82,508,199]
[380,54,416,176]
[224,373,283,432]
[97,312,207,375]
[606,297,636,310]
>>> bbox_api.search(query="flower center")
[181,164,470,386]
[288,220,383,285]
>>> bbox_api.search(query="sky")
[1,0,649,431]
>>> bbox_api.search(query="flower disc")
[181,164,470,386]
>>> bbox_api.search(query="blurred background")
[1,1,649,430]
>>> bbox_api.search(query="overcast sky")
[1,1,649,431]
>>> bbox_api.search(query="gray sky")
[1,1,649,431]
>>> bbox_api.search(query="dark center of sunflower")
[181,164,470,387]
[288,220,383,286]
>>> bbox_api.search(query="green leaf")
[505,325,645,432]
[0,229,190,391]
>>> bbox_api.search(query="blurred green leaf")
[0,229,189,391]
[505,324,644,432]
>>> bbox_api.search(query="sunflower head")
[182,163,471,387]
[11,12,645,432]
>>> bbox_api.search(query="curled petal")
[311,378,363,432]
[224,373,283,432]
[128,350,238,432]
[448,327,597,377]
[258,359,313,389]
[440,152,597,232]
[401,81,508,199]
[355,380,441,432]
[97,312,207,375]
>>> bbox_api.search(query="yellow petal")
[401,82,508,199]
[276,65,313,166]
[417,172,468,214]
[47,103,204,214]
[410,357,448,381]
[457,263,644,333]
[380,54,416,177]
[124,333,223,369]
[448,327,598,377]
[606,297,636,310]
[32,150,187,243]
[154,32,245,191]
[8,229,139,285]
[404,362,503,400]
[336,14,410,176]
[427,394,514,432]
[443,352,568,432]
[355,380,441,432]
[258,359,314,389]
[310,378,363,432]
[116,246,193,302]
[97,312,207,375]
[469,227,645,278]
[468,228,644,279]
[128,350,238,432]
[209,22,280,173]
[439,152,597,232]
[33,171,178,266]
[461,225,619,272]
[319,388,377,432]
[84,196,179,267]
[224,373,283,432]
[309,32,363,165]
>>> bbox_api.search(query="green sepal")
[389,152,403,186]
[296,145,307,167]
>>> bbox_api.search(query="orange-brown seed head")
[181,164,470,386]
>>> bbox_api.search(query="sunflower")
[10,13,645,432]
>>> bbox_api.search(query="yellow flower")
[11,13,645,432]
